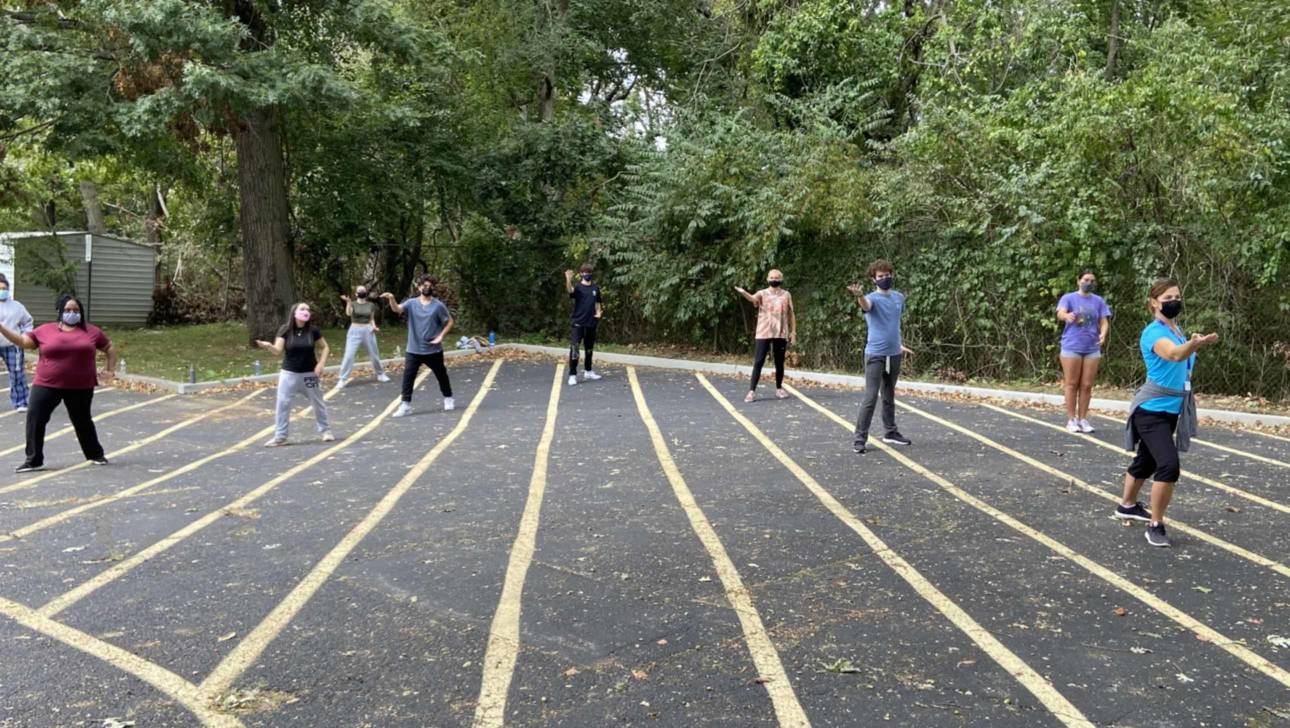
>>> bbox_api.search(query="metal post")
[83,234,93,322]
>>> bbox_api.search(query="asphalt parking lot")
[1,355,1288,727]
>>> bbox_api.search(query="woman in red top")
[0,294,117,473]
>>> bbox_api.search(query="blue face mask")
[581,273,593,282]
[61,311,81,326]
[0,290,9,301]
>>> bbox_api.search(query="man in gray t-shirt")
[381,274,455,416]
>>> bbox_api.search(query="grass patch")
[100,322,409,382]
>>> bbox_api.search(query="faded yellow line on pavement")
[0,391,260,497]
[0,392,176,460]
[1252,430,1290,445]
[37,370,433,618]
[2,385,349,539]
[788,384,1290,691]
[630,367,810,728]
[0,595,243,728]
[199,360,503,700]
[980,403,1290,516]
[473,364,564,727]
[892,401,1290,580]
[1088,412,1289,470]
[700,376,1093,727]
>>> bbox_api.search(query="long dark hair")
[56,294,87,330]
[281,302,314,335]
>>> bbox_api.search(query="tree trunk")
[79,180,106,234]
[235,105,295,344]
[1105,0,1121,80]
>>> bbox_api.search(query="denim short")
[1060,350,1101,360]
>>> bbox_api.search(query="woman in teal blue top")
[1114,279,1218,548]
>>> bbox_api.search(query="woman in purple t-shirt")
[1057,270,1112,433]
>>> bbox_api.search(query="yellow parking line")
[699,375,1093,727]
[0,391,260,497]
[199,360,503,700]
[0,392,177,460]
[37,370,433,618]
[0,595,243,728]
[979,404,1290,516]
[1,385,348,538]
[891,401,1290,580]
[786,384,1290,692]
[473,364,564,727]
[1090,413,1289,470]
[630,367,811,728]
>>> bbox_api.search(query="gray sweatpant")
[338,325,384,382]
[275,370,329,440]
[853,354,901,445]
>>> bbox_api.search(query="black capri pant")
[1127,409,1180,483]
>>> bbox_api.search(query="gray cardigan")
[1124,380,1196,453]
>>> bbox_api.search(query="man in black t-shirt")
[564,263,602,385]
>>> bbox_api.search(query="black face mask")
[356,291,368,300]
[1161,300,1183,319]
[768,280,782,288]
[420,286,434,297]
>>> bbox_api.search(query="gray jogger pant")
[275,370,329,440]
[853,354,902,445]
[338,325,384,382]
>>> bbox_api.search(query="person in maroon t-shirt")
[0,294,118,473]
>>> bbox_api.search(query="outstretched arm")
[847,284,872,311]
[381,292,404,315]
[564,270,576,294]
[733,286,759,305]
[255,336,285,357]
[0,323,36,350]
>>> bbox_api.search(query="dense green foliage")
[3,1,1287,397]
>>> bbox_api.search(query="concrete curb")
[119,342,1290,428]
[118,349,476,394]
[503,344,1290,429]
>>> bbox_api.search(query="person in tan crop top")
[734,269,796,403]
[334,285,391,390]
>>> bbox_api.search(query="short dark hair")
[579,263,594,274]
[867,259,894,279]
[418,274,438,286]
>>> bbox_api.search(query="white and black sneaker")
[14,461,43,473]
[882,432,912,446]
[853,443,866,454]
[89,457,110,466]
[1145,522,1171,548]
[1114,502,1152,522]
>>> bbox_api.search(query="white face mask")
[62,311,82,326]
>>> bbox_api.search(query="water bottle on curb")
[488,330,496,347]
[187,363,197,384]
[253,360,263,376]
[117,359,126,377]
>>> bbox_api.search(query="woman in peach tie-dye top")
[734,269,797,402]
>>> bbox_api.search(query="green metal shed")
[0,231,158,325]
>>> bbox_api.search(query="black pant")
[854,354,902,445]
[570,325,597,374]
[1127,409,1180,482]
[402,352,452,402]
[26,385,104,466]
[750,338,787,390]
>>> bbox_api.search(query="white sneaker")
[14,406,26,413]
[1066,419,1081,433]
[583,370,602,381]
[444,397,455,411]
[1077,419,1096,433]
[393,402,413,418]
[568,375,578,386]
[264,437,287,447]
[332,378,348,391]
[321,430,336,442]
[376,373,391,383]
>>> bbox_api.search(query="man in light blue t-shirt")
[847,260,914,453]
[381,274,455,417]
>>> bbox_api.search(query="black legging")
[402,351,452,402]
[750,338,787,391]
[26,385,104,466]
[570,324,596,374]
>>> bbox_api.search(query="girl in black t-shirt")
[255,302,333,446]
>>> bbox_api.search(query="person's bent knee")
[1154,458,1181,483]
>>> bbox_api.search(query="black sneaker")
[882,432,912,446]
[853,443,866,454]
[14,461,44,473]
[1145,523,1171,548]
[1114,502,1152,522]
[90,457,109,466]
